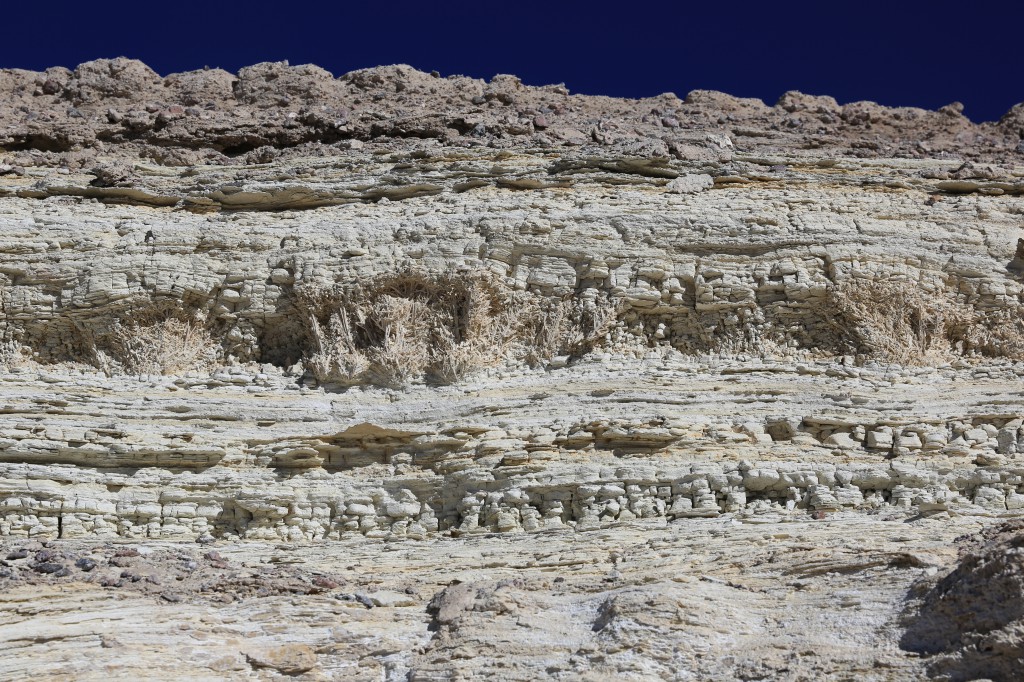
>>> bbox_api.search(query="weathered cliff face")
[1,59,1023,679]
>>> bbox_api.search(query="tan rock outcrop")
[1,59,1024,679]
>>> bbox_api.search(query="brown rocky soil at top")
[1,58,1023,169]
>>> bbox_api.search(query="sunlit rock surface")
[2,59,1024,679]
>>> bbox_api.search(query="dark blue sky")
[4,0,1022,122]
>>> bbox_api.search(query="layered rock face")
[1,59,1024,679]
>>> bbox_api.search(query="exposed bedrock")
[4,457,1024,542]
[1,152,1022,369]
[1,110,1024,540]
[3,58,1024,680]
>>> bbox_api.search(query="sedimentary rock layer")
[1,59,1024,679]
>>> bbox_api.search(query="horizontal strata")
[0,60,1023,543]
[1,154,1022,366]
[4,452,1024,541]
[1,354,1024,540]
[5,60,1024,682]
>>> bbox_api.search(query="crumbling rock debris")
[665,173,714,193]
[902,520,1024,681]
[88,162,135,187]
[427,582,479,626]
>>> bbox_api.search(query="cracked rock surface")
[2,59,1024,679]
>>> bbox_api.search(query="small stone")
[427,582,477,624]
[35,549,59,563]
[496,511,519,532]
[6,549,28,561]
[384,501,421,518]
[100,635,123,649]
[867,429,894,449]
[825,432,860,450]
[245,644,317,675]
[897,432,923,449]
[75,558,97,572]
[368,590,418,607]
[33,562,65,574]
[161,591,183,603]
[270,268,294,285]
[533,115,549,130]
[665,174,714,194]
[964,428,989,443]
[312,575,340,589]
